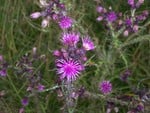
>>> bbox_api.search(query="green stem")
[7,74,21,100]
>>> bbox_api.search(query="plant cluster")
[0,0,149,113]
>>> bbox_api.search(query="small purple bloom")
[52,13,58,20]
[0,69,7,77]
[125,19,132,26]
[106,11,117,22]
[61,32,80,46]
[82,37,95,51]
[21,97,29,106]
[96,6,103,13]
[128,0,135,7]
[56,58,84,82]
[58,16,73,29]
[53,50,62,57]
[99,80,112,95]
[136,103,144,112]
[37,84,45,91]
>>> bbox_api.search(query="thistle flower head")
[106,11,117,22]
[82,37,95,51]
[99,80,112,95]
[125,18,132,26]
[37,84,45,91]
[56,58,84,82]
[21,97,29,106]
[58,16,73,29]
[61,32,80,46]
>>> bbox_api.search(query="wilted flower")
[61,32,80,46]
[56,58,84,82]
[58,16,73,29]
[99,80,112,95]
[82,37,95,51]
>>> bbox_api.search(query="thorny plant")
[0,0,150,113]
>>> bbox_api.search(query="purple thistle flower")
[99,80,112,95]
[21,97,29,106]
[82,37,95,51]
[56,58,84,82]
[106,11,117,22]
[37,84,45,91]
[0,69,7,77]
[61,32,80,46]
[128,0,135,7]
[125,18,132,26]
[58,16,73,29]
